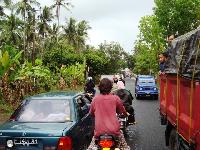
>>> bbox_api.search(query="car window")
[16,99,71,122]
[138,79,155,85]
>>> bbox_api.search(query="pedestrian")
[165,34,176,55]
[159,52,168,74]
[117,77,125,89]
[87,78,130,150]
[113,75,118,84]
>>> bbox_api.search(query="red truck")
[159,28,200,150]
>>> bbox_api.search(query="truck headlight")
[7,140,13,148]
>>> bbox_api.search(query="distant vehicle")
[0,92,94,150]
[135,75,158,99]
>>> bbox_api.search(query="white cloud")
[36,0,155,52]
[66,0,155,52]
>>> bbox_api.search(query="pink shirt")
[89,94,127,137]
[117,81,125,89]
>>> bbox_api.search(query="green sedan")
[0,92,94,150]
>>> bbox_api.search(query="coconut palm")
[15,0,40,60]
[0,14,23,46]
[62,18,91,52]
[51,0,72,37]
[76,20,91,51]
[62,18,77,47]
[38,6,53,38]
[0,0,23,47]
[0,0,14,21]
[0,6,5,17]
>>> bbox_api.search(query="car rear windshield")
[16,99,71,122]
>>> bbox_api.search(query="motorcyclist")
[84,77,96,94]
[87,78,130,150]
[114,89,136,124]
[116,77,125,89]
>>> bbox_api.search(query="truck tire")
[169,129,178,150]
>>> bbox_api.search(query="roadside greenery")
[0,0,130,111]
[133,0,200,75]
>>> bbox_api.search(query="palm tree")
[0,6,5,17]
[51,0,72,41]
[0,0,14,21]
[38,6,53,38]
[62,17,76,47]
[51,23,60,41]
[0,14,23,46]
[76,20,91,51]
[15,0,40,60]
[36,6,53,58]
[43,23,59,52]
[62,18,91,52]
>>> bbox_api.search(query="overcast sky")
[39,0,155,53]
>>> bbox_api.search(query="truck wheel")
[169,129,178,150]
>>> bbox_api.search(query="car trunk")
[0,121,73,150]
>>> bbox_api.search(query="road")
[125,78,168,150]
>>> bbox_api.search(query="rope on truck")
[189,39,200,144]
[176,41,186,133]
[163,75,168,116]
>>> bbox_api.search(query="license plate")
[103,148,110,150]
[119,118,126,121]
[14,138,38,146]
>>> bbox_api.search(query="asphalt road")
[124,78,168,150]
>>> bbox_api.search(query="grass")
[0,101,13,124]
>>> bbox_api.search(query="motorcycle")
[95,134,120,150]
[118,113,136,136]
[119,116,128,133]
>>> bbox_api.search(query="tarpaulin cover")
[165,27,200,80]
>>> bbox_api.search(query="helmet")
[87,77,93,81]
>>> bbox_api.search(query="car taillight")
[99,139,114,148]
[57,136,72,150]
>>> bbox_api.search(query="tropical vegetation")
[0,0,130,111]
[133,0,200,75]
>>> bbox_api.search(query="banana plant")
[0,49,22,104]
[0,50,23,79]
[15,59,52,92]
[60,61,86,87]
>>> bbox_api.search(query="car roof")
[27,91,80,100]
